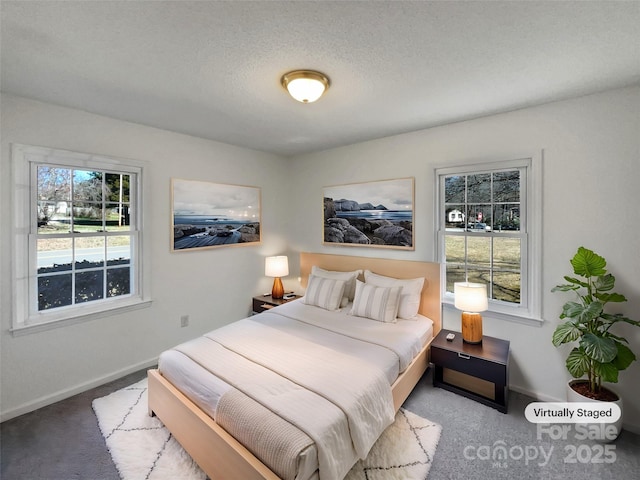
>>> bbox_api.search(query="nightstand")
[252,294,301,314]
[431,329,510,413]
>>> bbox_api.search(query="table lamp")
[265,256,289,299]
[454,282,488,344]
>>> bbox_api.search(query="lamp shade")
[454,282,488,312]
[265,256,289,278]
[281,70,330,103]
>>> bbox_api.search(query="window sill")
[443,302,544,327]
[10,298,153,337]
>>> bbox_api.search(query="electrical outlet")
[180,315,189,327]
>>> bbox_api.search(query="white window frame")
[435,153,543,325]
[11,144,152,335]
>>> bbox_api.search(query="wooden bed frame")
[148,252,442,480]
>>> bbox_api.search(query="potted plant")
[552,246,639,438]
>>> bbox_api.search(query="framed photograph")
[323,177,414,250]
[171,178,261,251]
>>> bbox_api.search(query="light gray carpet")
[404,370,640,480]
[2,367,640,479]
[1,370,145,480]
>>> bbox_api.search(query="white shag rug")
[93,379,441,480]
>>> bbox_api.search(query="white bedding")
[158,300,433,415]
[157,299,434,480]
[274,300,433,374]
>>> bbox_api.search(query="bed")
[148,252,442,480]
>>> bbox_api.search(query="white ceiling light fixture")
[281,70,330,103]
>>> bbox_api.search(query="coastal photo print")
[171,178,261,251]
[323,177,414,250]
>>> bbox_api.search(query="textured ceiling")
[2,1,639,157]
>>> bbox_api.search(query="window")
[12,144,150,333]
[436,156,542,323]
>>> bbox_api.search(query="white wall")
[288,86,640,432]
[0,94,292,420]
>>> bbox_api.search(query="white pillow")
[350,280,402,323]
[311,266,362,303]
[302,275,347,311]
[364,270,424,319]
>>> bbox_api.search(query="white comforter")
[175,315,394,480]
[162,300,433,480]
[273,300,431,374]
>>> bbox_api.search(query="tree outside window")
[36,166,134,311]
[436,156,541,321]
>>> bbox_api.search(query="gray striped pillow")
[350,280,402,323]
[302,275,346,311]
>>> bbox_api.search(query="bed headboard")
[300,252,442,335]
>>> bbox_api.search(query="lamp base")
[271,277,284,299]
[461,312,483,344]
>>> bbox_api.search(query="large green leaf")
[566,347,589,378]
[564,276,590,288]
[571,247,607,278]
[581,333,617,363]
[562,301,602,323]
[551,283,580,293]
[561,301,583,319]
[594,361,619,384]
[552,322,582,346]
[595,292,627,303]
[593,274,615,292]
[612,342,636,371]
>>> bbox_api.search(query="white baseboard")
[0,357,158,423]
[509,384,640,436]
[510,384,564,403]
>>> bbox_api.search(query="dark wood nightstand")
[252,294,301,314]
[431,329,510,413]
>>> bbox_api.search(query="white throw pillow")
[302,275,347,311]
[311,266,362,303]
[363,270,424,319]
[350,280,402,323]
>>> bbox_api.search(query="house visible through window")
[436,156,542,322]
[12,144,149,332]
[36,166,133,310]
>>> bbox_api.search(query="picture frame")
[323,177,414,250]
[171,178,261,251]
